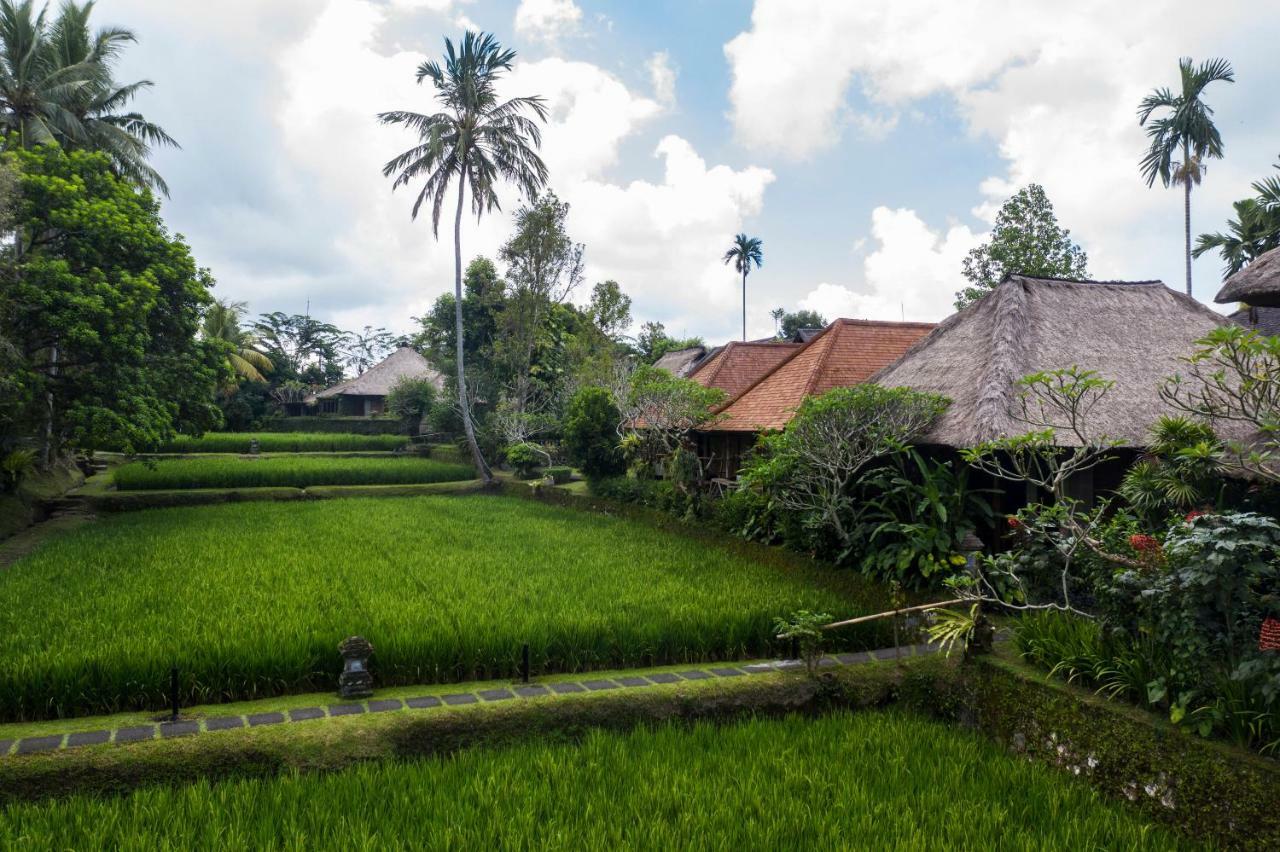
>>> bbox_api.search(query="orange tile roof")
[705,319,937,432]
[689,341,801,398]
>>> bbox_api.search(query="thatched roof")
[652,346,708,378]
[1230,304,1280,336]
[1214,246,1280,307]
[704,319,936,433]
[871,275,1234,448]
[689,340,800,397]
[314,347,443,399]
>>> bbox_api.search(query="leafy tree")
[563,386,625,479]
[956,184,1088,309]
[618,365,725,478]
[414,256,505,389]
[385,374,437,436]
[775,309,826,340]
[497,190,583,413]
[635,320,702,363]
[0,144,222,458]
[252,312,346,387]
[345,325,394,374]
[723,233,762,341]
[1194,157,1280,280]
[380,31,549,483]
[1138,56,1235,296]
[201,298,272,385]
[742,385,949,561]
[0,0,177,193]
[588,279,631,341]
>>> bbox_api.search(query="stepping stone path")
[0,644,939,758]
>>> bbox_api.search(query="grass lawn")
[155,432,410,453]
[0,494,890,721]
[112,456,475,490]
[0,712,1189,849]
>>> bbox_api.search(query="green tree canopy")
[956,184,1088,310]
[1194,157,1280,280]
[775,309,826,340]
[1,143,221,456]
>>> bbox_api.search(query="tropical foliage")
[201,299,272,385]
[1194,156,1280,279]
[1138,56,1235,294]
[723,233,763,341]
[380,31,549,481]
[955,184,1088,309]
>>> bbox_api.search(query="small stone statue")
[338,635,375,698]
[248,437,260,456]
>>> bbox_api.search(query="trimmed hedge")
[156,433,409,454]
[919,654,1280,849]
[112,457,475,491]
[259,417,405,435]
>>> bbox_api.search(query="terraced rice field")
[0,494,891,720]
[155,432,409,453]
[0,713,1187,849]
[111,456,475,490]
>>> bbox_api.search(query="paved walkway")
[0,644,939,758]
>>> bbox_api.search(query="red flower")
[1184,510,1206,523]
[1260,618,1280,652]
[1128,534,1160,553]
[1007,516,1023,530]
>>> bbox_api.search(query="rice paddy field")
[0,494,891,721]
[112,456,475,490]
[0,713,1187,849]
[155,432,409,453]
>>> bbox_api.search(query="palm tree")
[379,32,548,482]
[0,0,176,194]
[1138,56,1235,296]
[202,299,273,386]
[723,233,763,341]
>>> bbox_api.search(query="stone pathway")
[0,644,939,758]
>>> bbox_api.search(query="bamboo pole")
[822,599,969,631]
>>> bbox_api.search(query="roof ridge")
[832,317,938,328]
[801,322,840,398]
[710,323,835,415]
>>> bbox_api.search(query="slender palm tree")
[723,233,763,341]
[1138,56,1235,296]
[0,0,176,194]
[202,299,273,386]
[379,31,548,482]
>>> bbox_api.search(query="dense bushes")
[563,387,625,479]
[385,377,438,436]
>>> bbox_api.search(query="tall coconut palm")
[379,31,548,482]
[202,299,273,386]
[1138,56,1235,296]
[0,0,176,194]
[723,233,763,341]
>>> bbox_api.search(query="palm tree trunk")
[741,269,747,342]
[453,168,492,482]
[1183,174,1193,297]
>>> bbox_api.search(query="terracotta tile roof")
[705,319,936,432]
[689,341,801,398]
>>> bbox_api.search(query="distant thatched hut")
[872,274,1235,506]
[310,347,444,417]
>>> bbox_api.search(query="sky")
[106,0,1280,343]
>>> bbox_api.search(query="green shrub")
[385,376,438,436]
[563,387,625,479]
[0,449,36,493]
[253,417,404,435]
[545,466,572,484]
[504,442,544,478]
[112,457,475,490]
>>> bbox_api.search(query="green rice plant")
[0,495,893,720]
[112,457,475,491]
[157,433,410,453]
[0,713,1187,849]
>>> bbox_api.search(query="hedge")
[915,654,1280,849]
[259,417,405,435]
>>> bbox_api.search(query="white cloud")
[514,0,583,43]
[726,0,1279,303]
[646,51,677,106]
[798,208,980,323]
